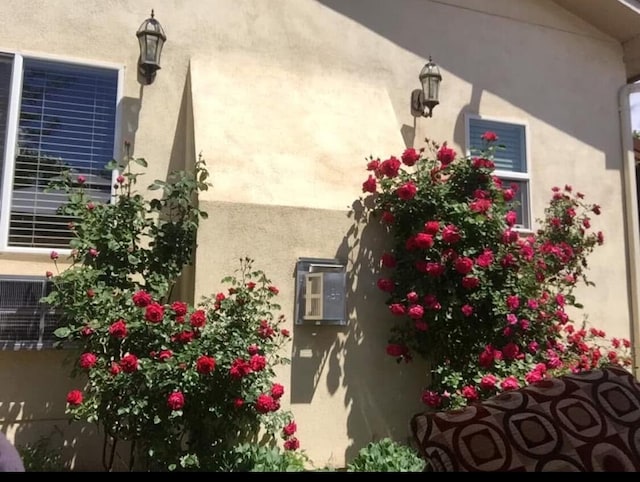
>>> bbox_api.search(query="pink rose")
[167,391,185,411]
[500,376,520,391]
[407,304,424,320]
[461,385,479,401]
[480,374,497,390]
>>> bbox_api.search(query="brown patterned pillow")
[410,365,640,472]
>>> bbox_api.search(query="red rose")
[366,159,380,171]
[86,289,95,299]
[396,181,417,201]
[283,421,297,437]
[195,355,216,374]
[45,270,53,278]
[389,303,406,316]
[233,398,245,408]
[80,325,94,337]
[386,343,408,358]
[109,362,121,376]
[79,352,98,369]
[50,251,59,260]
[268,285,279,295]
[250,354,267,372]
[481,131,498,142]
[501,376,520,391]
[381,252,396,268]
[167,391,185,411]
[271,383,285,400]
[189,310,207,328]
[108,320,128,339]
[158,350,173,362]
[441,224,461,244]
[413,233,434,249]
[379,156,401,178]
[407,304,424,320]
[230,358,253,379]
[381,211,395,224]
[454,257,474,275]
[120,354,139,373]
[421,390,441,408]
[436,142,456,166]
[246,282,256,290]
[171,301,188,317]
[258,320,275,339]
[145,303,165,323]
[461,385,479,401]
[280,328,290,337]
[502,342,520,360]
[284,437,300,451]
[423,221,440,235]
[66,389,83,406]
[461,304,473,317]
[132,290,153,307]
[255,394,278,414]
[401,148,420,166]
[362,175,377,193]
[376,278,395,293]
[480,374,497,390]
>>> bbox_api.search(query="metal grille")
[0,275,59,349]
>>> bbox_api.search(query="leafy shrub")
[18,428,67,472]
[347,438,425,472]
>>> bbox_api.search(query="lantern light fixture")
[410,56,442,118]
[136,9,166,85]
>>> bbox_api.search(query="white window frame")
[0,50,124,255]
[464,113,534,233]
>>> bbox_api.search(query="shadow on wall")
[318,0,621,169]
[0,350,130,471]
[290,197,427,465]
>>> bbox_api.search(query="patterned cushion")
[410,365,640,472]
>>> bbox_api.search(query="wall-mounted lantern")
[136,9,166,85]
[410,56,442,118]
[294,258,347,326]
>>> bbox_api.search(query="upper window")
[466,116,531,230]
[0,53,119,251]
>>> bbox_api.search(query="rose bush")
[361,135,632,410]
[45,152,302,471]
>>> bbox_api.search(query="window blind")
[469,118,526,173]
[0,56,13,216]
[8,59,117,248]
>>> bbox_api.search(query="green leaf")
[132,157,148,168]
[53,327,71,339]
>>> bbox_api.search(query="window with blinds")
[467,117,531,229]
[0,56,118,249]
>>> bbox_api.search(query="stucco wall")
[0,0,634,470]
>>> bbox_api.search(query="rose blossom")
[268,285,279,295]
[145,302,165,323]
[424,221,440,235]
[230,358,253,379]
[249,354,267,372]
[461,304,474,317]
[389,303,406,316]
[132,290,152,307]
[407,304,424,320]
[271,383,285,400]
[120,354,139,373]
[284,437,300,451]
[108,319,127,339]
[167,391,185,411]
[189,310,207,328]
[79,352,98,369]
[437,142,456,166]
[283,421,297,437]
[454,257,474,275]
[381,211,395,224]
[401,147,420,166]
[396,181,417,201]
[362,175,377,193]
[442,224,461,244]
[255,394,279,414]
[386,343,408,358]
[461,385,479,401]
[379,157,401,178]
[171,301,188,317]
[421,390,442,408]
[195,355,216,374]
[381,253,396,268]
[481,131,498,142]
[66,390,83,406]
[158,350,173,362]
[109,362,121,376]
[233,398,245,408]
[377,278,395,293]
[500,376,520,391]
[480,374,497,390]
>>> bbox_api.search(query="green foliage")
[360,137,632,411]
[229,443,309,472]
[347,438,425,472]
[44,153,303,471]
[18,429,67,472]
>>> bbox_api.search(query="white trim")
[0,48,125,72]
[0,53,23,251]
[464,113,534,230]
[110,66,126,202]
[0,51,123,253]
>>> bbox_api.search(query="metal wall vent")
[295,258,347,326]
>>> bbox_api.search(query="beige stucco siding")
[0,0,634,470]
